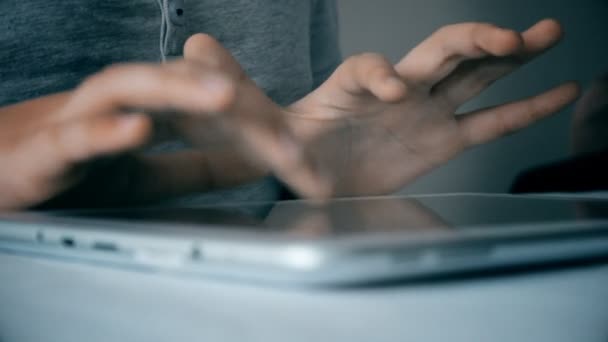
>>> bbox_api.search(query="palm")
[284,92,463,195]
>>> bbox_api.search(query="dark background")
[337,0,608,194]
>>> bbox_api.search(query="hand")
[286,19,580,196]
[0,50,265,210]
[264,197,448,238]
[180,21,580,200]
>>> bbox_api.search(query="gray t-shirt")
[0,0,342,204]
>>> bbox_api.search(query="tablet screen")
[44,194,608,237]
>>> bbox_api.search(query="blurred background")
[337,0,608,194]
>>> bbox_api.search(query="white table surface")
[3,192,608,342]
[1,252,607,342]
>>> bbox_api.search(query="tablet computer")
[0,193,607,286]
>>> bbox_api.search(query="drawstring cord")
[156,0,168,63]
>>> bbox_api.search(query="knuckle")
[503,29,522,42]
[370,64,395,80]
[438,22,490,38]
[355,52,390,65]
[469,22,493,34]
[346,53,393,78]
[342,54,360,67]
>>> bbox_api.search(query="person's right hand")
[0,55,255,210]
[179,22,580,200]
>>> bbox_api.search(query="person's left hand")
[181,20,580,199]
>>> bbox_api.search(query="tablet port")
[438,245,491,261]
[92,241,118,252]
[191,247,203,261]
[389,249,422,264]
[61,237,75,248]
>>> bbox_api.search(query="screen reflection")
[53,195,608,238]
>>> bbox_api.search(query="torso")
[0,0,338,203]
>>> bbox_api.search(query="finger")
[518,18,565,59]
[123,148,269,201]
[183,33,245,80]
[395,22,524,89]
[119,131,329,203]
[458,82,580,146]
[184,34,334,199]
[184,35,336,199]
[232,110,334,200]
[29,113,152,174]
[3,113,151,209]
[27,144,262,209]
[56,63,237,122]
[332,53,407,103]
[434,19,564,105]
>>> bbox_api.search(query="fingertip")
[528,18,564,46]
[184,33,220,60]
[371,74,407,103]
[297,178,335,202]
[539,18,564,38]
[566,80,582,92]
[116,114,153,146]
